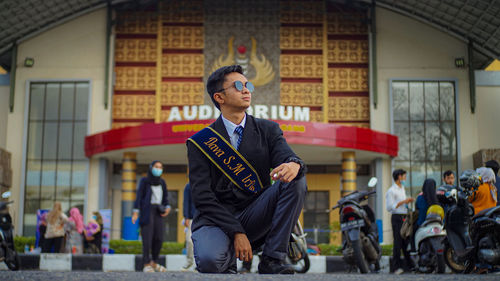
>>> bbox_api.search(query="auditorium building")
[1,0,499,244]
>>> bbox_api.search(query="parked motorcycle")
[438,170,500,273]
[0,191,20,271]
[286,220,310,273]
[413,204,447,273]
[240,220,310,274]
[332,177,380,273]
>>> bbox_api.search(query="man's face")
[444,174,455,185]
[398,174,407,183]
[215,72,252,110]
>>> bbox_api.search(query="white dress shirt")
[221,114,246,148]
[385,183,408,215]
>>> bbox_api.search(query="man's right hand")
[396,198,415,208]
[234,233,252,262]
[131,212,138,224]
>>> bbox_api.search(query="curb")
[2,254,392,273]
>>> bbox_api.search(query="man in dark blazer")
[187,65,307,274]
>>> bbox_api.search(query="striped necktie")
[234,126,243,150]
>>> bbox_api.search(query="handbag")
[400,209,418,239]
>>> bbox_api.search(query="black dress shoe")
[258,256,295,274]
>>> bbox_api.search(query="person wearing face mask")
[385,169,415,274]
[132,160,171,272]
[83,211,103,253]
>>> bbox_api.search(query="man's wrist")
[286,156,305,176]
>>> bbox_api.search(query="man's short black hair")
[485,160,500,175]
[392,169,406,182]
[206,65,244,110]
[443,170,454,178]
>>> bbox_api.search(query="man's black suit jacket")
[187,114,305,239]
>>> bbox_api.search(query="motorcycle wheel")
[293,253,310,274]
[352,239,369,273]
[436,254,446,274]
[5,248,20,271]
[443,243,473,273]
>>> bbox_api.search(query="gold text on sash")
[202,136,255,191]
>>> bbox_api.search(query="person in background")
[470,167,497,214]
[132,160,171,273]
[65,207,84,254]
[43,202,68,253]
[84,211,103,253]
[38,212,47,251]
[181,183,196,271]
[485,160,500,205]
[416,179,439,227]
[442,170,455,186]
[385,169,415,274]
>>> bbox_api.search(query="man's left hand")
[270,162,300,183]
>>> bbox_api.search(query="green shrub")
[318,244,342,255]
[381,244,393,256]
[14,237,183,255]
[318,243,393,256]
[109,240,184,254]
[14,236,36,253]
[15,236,393,256]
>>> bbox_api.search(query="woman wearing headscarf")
[132,160,171,272]
[416,179,439,226]
[43,202,68,253]
[470,167,498,214]
[65,207,84,254]
[83,211,103,253]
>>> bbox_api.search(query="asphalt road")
[1,272,499,281]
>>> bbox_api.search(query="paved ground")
[1,272,499,281]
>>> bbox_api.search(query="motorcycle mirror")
[1,191,11,199]
[368,177,378,188]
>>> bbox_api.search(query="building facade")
[1,0,499,244]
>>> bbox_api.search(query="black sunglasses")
[216,80,255,93]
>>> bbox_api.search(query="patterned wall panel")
[326,5,369,128]
[160,1,204,122]
[114,67,156,90]
[280,0,325,123]
[204,0,280,107]
[113,10,158,129]
[280,27,323,50]
[112,2,205,128]
[112,1,370,128]
[327,68,368,92]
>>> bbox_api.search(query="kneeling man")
[187,65,307,274]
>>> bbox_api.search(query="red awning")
[85,120,398,161]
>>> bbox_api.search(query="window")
[24,82,89,235]
[303,191,330,243]
[392,81,457,196]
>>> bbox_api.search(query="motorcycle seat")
[421,217,442,227]
[473,206,500,220]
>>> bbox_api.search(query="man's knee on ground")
[196,253,227,273]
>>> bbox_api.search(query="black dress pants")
[192,177,307,273]
[391,214,414,271]
[140,205,165,265]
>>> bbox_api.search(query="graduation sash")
[188,127,263,194]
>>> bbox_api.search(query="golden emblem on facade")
[211,36,275,87]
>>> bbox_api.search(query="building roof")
[375,0,500,69]
[1,0,499,70]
